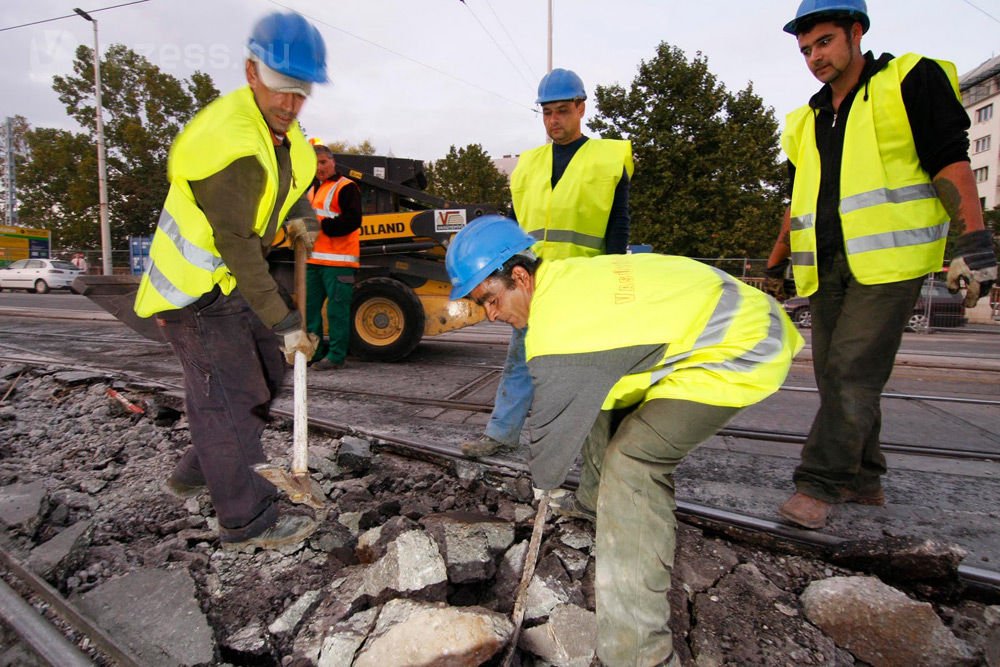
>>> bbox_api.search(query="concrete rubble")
[0,366,997,665]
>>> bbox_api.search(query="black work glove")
[763,259,791,302]
[947,230,997,307]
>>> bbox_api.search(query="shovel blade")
[254,464,325,509]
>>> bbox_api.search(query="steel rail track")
[0,548,142,667]
[1,354,997,602]
[292,411,1000,598]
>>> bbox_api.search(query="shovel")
[254,239,325,509]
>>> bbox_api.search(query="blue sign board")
[129,235,152,276]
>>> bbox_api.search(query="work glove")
[280,329,319,365]
[763,259,791,302]
[284,217,319,254]
[947,230,997,307]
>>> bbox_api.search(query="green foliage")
[18,44,219,249]
[327,139,377,156]
[1,115,31,224]
[426,144,510,208]
[589,43,786,259]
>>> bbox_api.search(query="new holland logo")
[434,209,467,233]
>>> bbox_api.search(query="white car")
[0,258,83,294]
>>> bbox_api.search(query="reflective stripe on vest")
[134,86,315,317]
[781,53,958,296]
[511,138,633,261]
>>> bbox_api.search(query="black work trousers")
[794,253,924,502]
[156,289,285,541]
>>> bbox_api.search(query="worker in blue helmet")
[135,11,331,551]
[768,0,996,530]
[459,69,634,460]
[447,215,801,666]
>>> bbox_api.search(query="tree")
[426,144,510,208]
[16,44,219,250]
[589,43,786,260]
[326,139,377,156]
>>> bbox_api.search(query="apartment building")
[961,54,1000,210]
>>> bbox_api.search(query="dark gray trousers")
[156,289,284,541]
[794,253,924,501]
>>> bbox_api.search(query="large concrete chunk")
[420,511,515,583]
[801,576,978,667]
[27,519,92,580]
[317,607,380,667]
[0,480,48,532]
[520,603,597,667]
[353,598,513,667]
[75,568,214,667]
[361,529,448,604]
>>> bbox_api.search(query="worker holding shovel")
[133,11,328,551]
[446,215,802,666]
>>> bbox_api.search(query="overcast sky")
[2,0,999,163]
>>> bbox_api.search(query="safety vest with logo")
[134,86,315,318]
[781,53,959,297]
[308,177,360,268]
[510,139,634,261]
[525,254,804,409]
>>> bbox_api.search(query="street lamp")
[74,7,112,276]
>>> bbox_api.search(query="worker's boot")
[221,514,317,552]
[549,492,596,523]
[778,492,831,530]
[460,435,517,458]
[162,473,205,500]
[838,486,885,506]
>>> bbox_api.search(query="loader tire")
[350,277,425,362]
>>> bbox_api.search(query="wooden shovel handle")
[292,238,308,475]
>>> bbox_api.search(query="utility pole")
[4,117,16,225]
[74,8,112,275]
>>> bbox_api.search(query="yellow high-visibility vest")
[511,139,633,261]
[134,86,315,317]
[526,254,803,409]
[782,53,958,296]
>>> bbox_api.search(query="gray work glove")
[280,329,319,365]
[763,259,791,302]
[284,217,319,254]
[946,230,997,307]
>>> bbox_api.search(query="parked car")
[781,279,965,331]
[0,258,83,294]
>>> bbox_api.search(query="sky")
[1,0,999,164]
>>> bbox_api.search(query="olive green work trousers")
[576,399,741,667]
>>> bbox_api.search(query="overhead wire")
[0,0,151,33]
[458,0,535,90]
[960,0,1000,24]
[481,0,538,82]
[267,0,535,113]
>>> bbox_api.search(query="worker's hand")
[763,259,790,302]
[280,329,319,365]
[284,217,319,254]
[947,230,997,307]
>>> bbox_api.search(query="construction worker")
[305,145,363,371]
[768,0,997,529]
[133,11,328,550]
[446,215,803,666]
[461,68,634,458]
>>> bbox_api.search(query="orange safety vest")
[308,176,360,268]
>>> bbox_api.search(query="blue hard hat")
[783,0,869,34]
[446,215,535,300]
[536,68,587,105]
[248,11,328,84]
